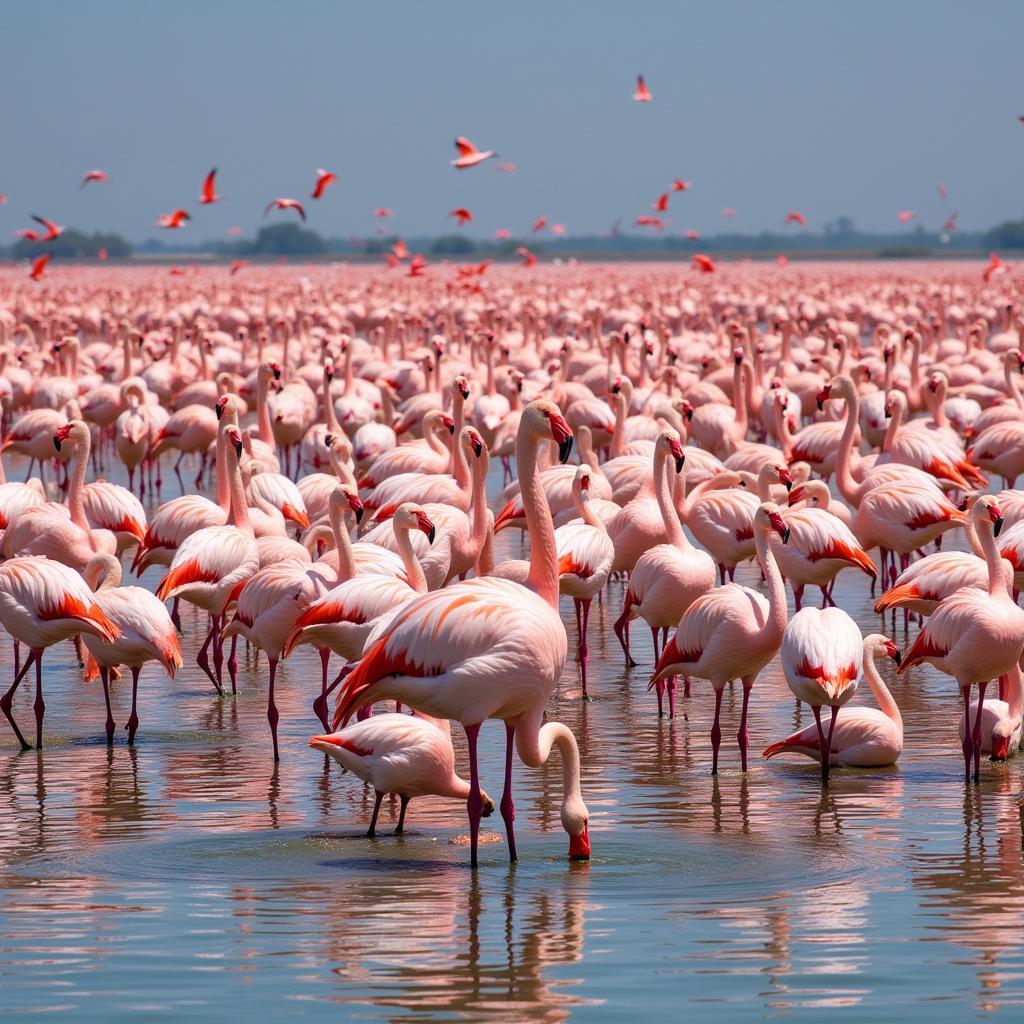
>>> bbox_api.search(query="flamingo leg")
[811,705,828,783]
[710,686,724,775]
[655,677,665,717]
[1,648,37,751]
[227,635,238,694]
[613,601,636,667]
[971,681,988,783]
[737,677,754,772]
[500,722,518,862]
[13,640,19,679]
[961,683,973,784]
[650,625,660,663]
[579,598,592,698]
[367,789,383,837]
[823,704,839,784]
[127,666,141,745]
[33,652,45,749]
[100,666,115,744]
[464,722,484,868]
[395,795,409,834]
[667,676,677,719]
[195,618,222,693]
[170,597,182,633]
[313,648,332,731]
[212,615,225,689]
[267,657,280,761]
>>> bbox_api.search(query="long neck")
[754,526,788,644]
[519,429,559,607]
[770,392,794,460]
[324,373,341,433]
[215,415,231,511]
[929,382,949,428]
[256,373,275,447]
[677,476,728,521]
[977,518,1006,598]
[122,335,133,381]
[343,343,355,394]
[328,447,357,488]
[1005,665,1023,721]
[654,451,685,547]
[449,394,468,487]
[468,450,490,553]
[834,386,863,506]
[881,398,904,452]
[1006,359,1024,410]
[517,719,585,834]
[395,524,427,593]
[485,345,496,396]
[226,448,254,536]
[732,362,748,439]
[863,650,902,726]
[66,438,89,528]
[329,503,358,581]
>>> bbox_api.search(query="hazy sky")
[1,1,1021,242]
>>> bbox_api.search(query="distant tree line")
[11,229,133,260]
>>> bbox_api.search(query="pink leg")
[100,667,116,744]
[267,657,280,761]
[667,676,677,719]
[811,704,828,783]
[579,598,592,698]
[794,585,804,612]
[33,653,45,749]
[650,625,660,663]
[500,722,517,862]
[823,704,838,784]
[654,678,665,717]
[710,687,724,775]
[971,681,987,783]
[367,790,384,836]
[196,617,221,693]
[464,723,484,868]
[0,649,36,751]
[127,667,141,745]
[960,684,972,784]
[313,648,332,731]
[737,677,754,772]
[613,601,636,667]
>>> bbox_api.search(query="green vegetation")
[12,229,132,260]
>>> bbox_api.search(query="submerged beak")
[568,824,590,861]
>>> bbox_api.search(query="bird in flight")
[785,211,807,225]
[199,169,222,205]
[29,253,51,280]
[691,253,716,273]
[897,210,916,223]
[30,214,64,241]
[652,194,669,213]
[672,179,690,192]
[374,208,395,218]
[391,239,409,260]
[80,170,108,189]
[156,209,190,229]
[311,169,337,199]
[408,254,428,277]
[516,246,537,267]
[531,217,547,233]
[943,212,959,232]
[635,216,666,230]
[452,137,496,169]
[264,198,306,221]
[633,75,652,102]
[448,208,473,225]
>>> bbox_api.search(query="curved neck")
[1005,665,1023,721]
[256,372,276,447]
[863,650,902,726]
[329,501,358,581]
[395,523,427,594]
[468,449,490,551]
[323,372,342,433]
[977,517,1006,598]
[834,385,863,506]
[519,427,560,607]
[516,718,585,839]
[66,437,90,528]
[225,445,254,536]
[609,393,627,458]
[328,446,357,488]
[928,382,949,428]
[214,414,232,511]
[754,526,788,644]
[449,391,468,487]
[732,362,748,439]
[770,391,794,460]
[677,475,729,521]
[122,335,133,381]
[654,450,685,547]
[881,397,904,452]
[1006,360,1024,410]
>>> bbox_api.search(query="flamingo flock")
[2,260,1024,867]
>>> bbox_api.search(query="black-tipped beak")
[447,422,455,436]
[427,525,436,544]
[459,386,469,400]
[995,516,1004,537]
[53,436,61,452]
[324,434,333,447]
[355,506,364,524]
[272,368,281,381]
[473,441,483,457]
[558,437,574,464]
[782,527,791,544]
[215,403,223,420]
[894,650,902,667]
[234,440,243,457]
[674,455,685,473]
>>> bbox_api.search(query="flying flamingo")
[310,714,495,836]
[451,137,496,169]
[764,633,903,769]
[779,606,863,782]
[311,169,337,199]
[633,74,652,101]
[332,401,590,867]
[264,198,306,220]
[199,168,222,204]
[651,502,790,773]
[80,170,108,188]
[81,553,182,745]
[0,556,119,750]
[898,496,1024,782]
[156,210,190,229]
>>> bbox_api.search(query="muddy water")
[0,450,1022,1022]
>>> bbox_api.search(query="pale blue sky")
[1,0,1021,240]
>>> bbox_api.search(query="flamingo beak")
[580,474,590,492]
[443,416,455,436]
[347,493,365,524]
[991,734,1011,761]
[788,484,805,505]
[768,511,789,543]
[778,467,793,491]
[459,382,470,400]
[549,412,574,463]
[472,436,483,457]
[682,401,694,422]
[992,510,1004,536]
[415,511,436,544]
[884,640,901,666]
[271,363,282,381]
[324,434,334,447]
[53,423,73,451]
[568,824,590,861]
[669,439,685,473]
[815,385,831,412]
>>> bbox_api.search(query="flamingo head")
[530,400,573,463]
[462,426,485,459]
[509,368,524,392]
[440,413,456,436]
[991,725,1012,761]
[270,361,282,381]
[776,465,793,491]
[733,346,744,366]
[978,496,1004,536]
[563,791,590,861]
[214,394,238,421]
[815,383,832,411]
[663,431,685,473]
[578,466,591,493]
[334,487,364,525]
[758,502,790,544]
[394,503,435,544]
[454,375,470,401]
[53,420,86,452]
[833,335,846,352]
[679,399,695,422]
[928,374,941,393]
[610,375,623,395]
[324,360,334,382]
[226,427,244,458]
[883,639,902,666]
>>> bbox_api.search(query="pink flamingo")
[764,633,903,769]
[149,403,219,487]
[957,664,1022,761]
[310,713,495,836]
[779,606,863,782]
[81,553,182,744]
[332,401,590,867]
[899,496,1024,782]
[651,502,790,772]
[0,556,119,749]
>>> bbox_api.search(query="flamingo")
[0,556,119,749]
[957,664,1022,761]
[764,633,903,769]
[310,713,495,836]
[81,553,182,745]
[898,496,1024,782]
[651,502,790,772]
[332,401,590,867]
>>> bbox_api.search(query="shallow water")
[0,450,1022,1022]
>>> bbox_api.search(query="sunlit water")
[0,446,1022,1022]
